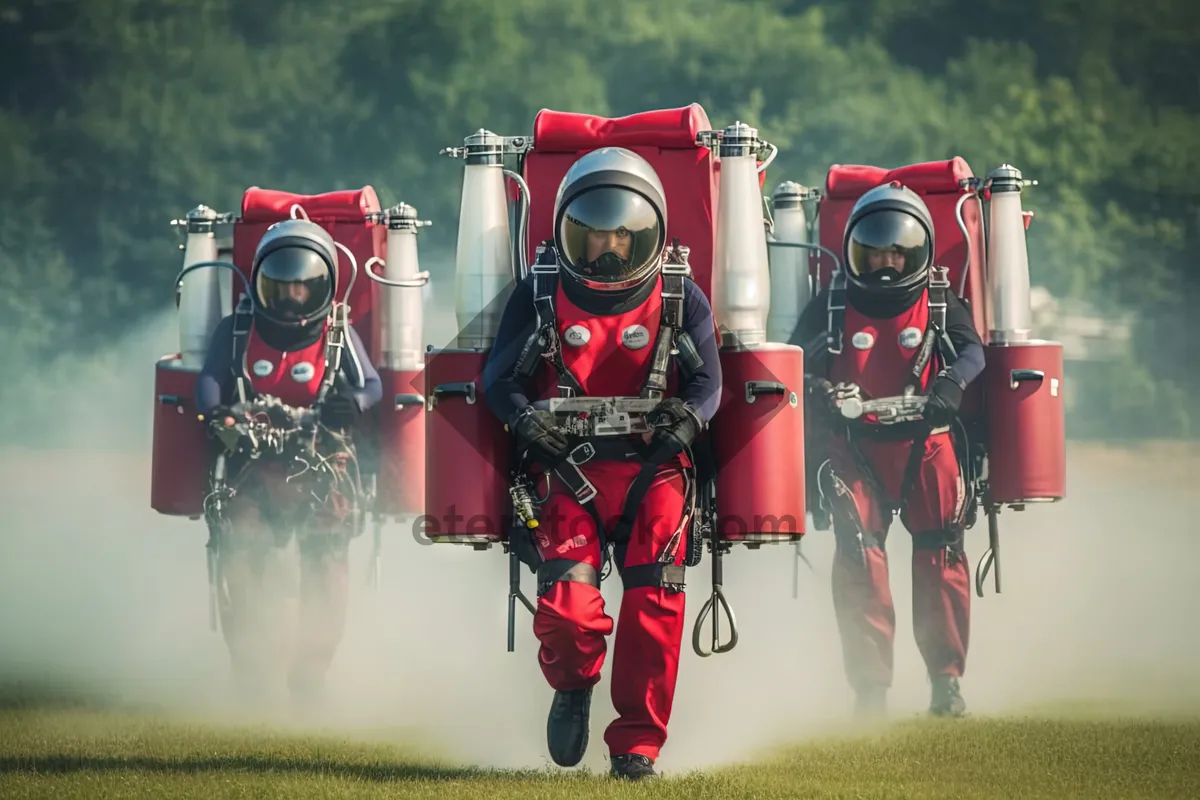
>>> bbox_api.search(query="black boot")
[930,675,966,717]
[855,685,888,720]
[610,753,658,780]
[547,686,592,767]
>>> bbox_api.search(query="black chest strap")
[821,265,960,380]
[522,247,701,401]
[514,246,702,593]
[825,270,847,356]
[229,297,349,404]
[530,261,585,398]
[538,438,694,595]
[823,265,961,519]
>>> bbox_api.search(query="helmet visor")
[558,186,663,289]
[846,209,930,284]
[254,247,333,322]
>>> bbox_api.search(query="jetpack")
[427,104,807,657]
[149,187,432,629]
[773,157,1066,597]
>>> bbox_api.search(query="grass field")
[2,691,1198,799]
[4,338,1200,800]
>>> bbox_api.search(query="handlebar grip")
[745,381,798,408]
[1009,369,1045,390]
[395,393,424,408]
[432,382,476,407]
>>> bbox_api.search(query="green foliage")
[1,0,1196,437]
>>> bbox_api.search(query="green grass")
[1,689,1198,799]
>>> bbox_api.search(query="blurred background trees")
[2,0,1196,439]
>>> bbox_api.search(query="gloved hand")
[804,376,840,419]
[320,392,361,430]
[805,377,862,420]
[645,397,702,461]
[202,404,241,429]
[923,371,965,427]
[509,406,569,463]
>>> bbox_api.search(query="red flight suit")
[217,320,354,693]
[530,274,692,762]
[824,287,971,691]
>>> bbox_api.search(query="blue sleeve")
[481,275,538,425]
[195,315,235,415]
[677,281,723,424]
[788,288,829,352]
[343,324,383,411]
[943,292,985,388]
[790,288,831,380]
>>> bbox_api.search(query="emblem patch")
[898,326,923,349]
[564,324,590,347]
[290,361,316,383]
[622,324,650,350]
[851,331,875,350]
[252,359,274,377]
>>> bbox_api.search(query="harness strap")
[642,262,689,400]
[229,298,348,403]
[526,248,693,401]
[317,304,349,404]
[536,559,600,597]
[620,563,687,592]
[927,265,959,368]
[825,266,958,374]
[230,295,253,372]
[540,439,694,592]
[518,245,698,591]
[531,262,585,398]
[826,270,847,355]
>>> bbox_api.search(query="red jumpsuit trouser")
[532,457,689,762]
[219,458,353,691]
[824,429,970,691]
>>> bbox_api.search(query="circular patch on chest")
[252,359,274,377]
[622,324,650,350]
[290,361,316,383]
[898,326,923,350]
[563,324,591,347]
[851,331,875,350]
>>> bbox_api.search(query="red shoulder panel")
[825,164,888,198]
[240,187,381,223]
[532,104,712,152]
[884,157,975,195]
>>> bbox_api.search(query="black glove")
[645,397,702,461]
[202,404,245,428]
[320,392,361,430]
[923,372,965,427]
[509,406,569,463]
[804,376,839,419]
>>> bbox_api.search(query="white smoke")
[1,306,1198,775]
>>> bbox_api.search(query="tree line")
[1,0,1196,440]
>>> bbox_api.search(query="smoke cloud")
[1,298,1198,776]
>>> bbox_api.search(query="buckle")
[573,475,598,505]
[568,442,596,465]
